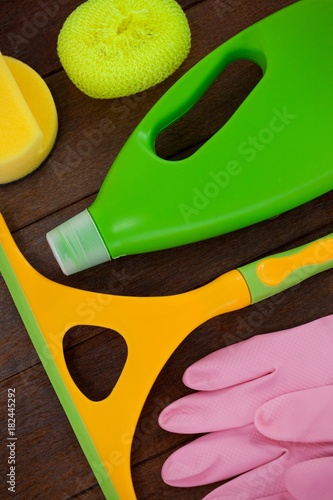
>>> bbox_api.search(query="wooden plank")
[0,0,332,498]
[0,364,104,499]
[1,0,83,75]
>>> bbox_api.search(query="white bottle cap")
[46,209,111,275]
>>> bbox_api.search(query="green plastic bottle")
[47,0,333,275]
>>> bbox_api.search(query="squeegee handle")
[239,234,333,303]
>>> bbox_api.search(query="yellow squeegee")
[0,213,332,498]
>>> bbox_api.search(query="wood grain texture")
[0,0,332,499]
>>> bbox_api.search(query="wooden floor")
[1,0,332,498]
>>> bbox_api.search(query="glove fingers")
[184,315,333,392]
[159,374,277,433]
[285,457,333,500]
[202,455,291,500]
[183,333,277,391]
[255,386,333,442]
[161,424,283,487]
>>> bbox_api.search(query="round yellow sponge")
[57,0,191,99]
[0,55,58,184]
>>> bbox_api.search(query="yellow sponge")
[0,54,58,184]
[57,0,191,99]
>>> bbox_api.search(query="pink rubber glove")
[159,315,333,499]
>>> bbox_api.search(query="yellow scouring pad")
[57,0,191,99]
[0,54,58,185]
